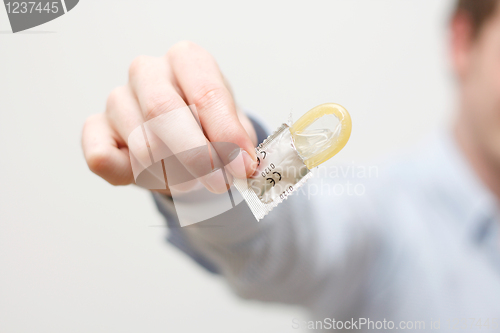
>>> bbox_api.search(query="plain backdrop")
[0,1,456,332]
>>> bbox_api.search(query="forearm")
[154,189,327,305]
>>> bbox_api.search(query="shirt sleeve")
[152,115,385,317]
[152,114,270,274]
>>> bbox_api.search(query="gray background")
[0,0,455,332]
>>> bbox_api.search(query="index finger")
[128,56,229,193]
[167,41,257,176]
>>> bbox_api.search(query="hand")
[82,41,258,195]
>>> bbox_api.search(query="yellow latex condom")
[290,103,352,170]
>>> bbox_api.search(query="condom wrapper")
[234,103,352,221]
[233,123,313,220]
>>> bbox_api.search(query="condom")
[233,103,352,221]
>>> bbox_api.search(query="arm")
[154,172,383,317]
[82,41,383,317]
[152,114,382,316]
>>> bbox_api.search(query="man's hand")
[82,41,258,195]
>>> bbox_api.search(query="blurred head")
[451,0,500,170]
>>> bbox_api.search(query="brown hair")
[454,0,499,37]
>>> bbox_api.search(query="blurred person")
[82,0,500,331]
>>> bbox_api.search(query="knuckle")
[128,55,153,79]
[86,147,111,175]
[105,86,125,111]
[84,114,102,126]
[143,94,178,121]
[192,84,225,109]
[168,40,199,55]
[181,147,210,178]
[182,147,204,168]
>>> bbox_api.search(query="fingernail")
[204,168,229,194]
[226,149,247,179]
[242,150,258,177]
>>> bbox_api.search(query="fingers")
[128,55,207,154]
[88,45,255,195]
[105,85,170,191]
[167,41,258,177]
[105,85,144,144]
[127,55,230,193]
[82,114,134,185]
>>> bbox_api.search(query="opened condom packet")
[233,103,352,220]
